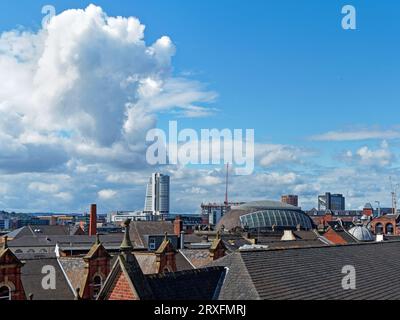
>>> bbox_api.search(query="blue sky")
[0,1,399,213]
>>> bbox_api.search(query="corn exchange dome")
[217,200,314,232]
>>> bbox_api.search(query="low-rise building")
[370,214,400,235]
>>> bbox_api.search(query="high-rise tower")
[144,173,170,218]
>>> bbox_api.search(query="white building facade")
[144,173,170,217]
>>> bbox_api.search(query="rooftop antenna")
[224,163,229,206]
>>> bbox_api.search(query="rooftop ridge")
[238,239,400,254]
[145,266,225,279]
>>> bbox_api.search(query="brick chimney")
[89,204,97,236]
[174,216,183,236]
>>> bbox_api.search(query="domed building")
[217,200,314,232]
[347,225,375,242]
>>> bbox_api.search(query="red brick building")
[0,237,26,300]
[79,234,112,299]
[370,214,400,236]
[97,219,226,300]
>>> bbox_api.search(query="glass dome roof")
[239,209,313,230]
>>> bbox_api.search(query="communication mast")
[224,163,229,206]
[390,176,398,214]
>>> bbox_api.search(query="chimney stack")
[174,216,183,236]
[89,204,97,236]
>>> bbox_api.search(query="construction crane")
[390,176,399,214]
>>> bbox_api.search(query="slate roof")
[20,257,75,300]
[183,233,204,244]
[223,238,253,251]
[133,253,158,274]
[210,252,260,300]
[7,234,124,250]
[260,239,328,249]
[184,232,253,251]
[175,251,194,271]
[129,221,174,248]
[179,249,211,268]
[146,267,226,300]
[4,225,74,239]
[254,230,328,249]
[210,241,400,300]
[58,257,87,291]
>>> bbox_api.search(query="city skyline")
[0,1,399,214]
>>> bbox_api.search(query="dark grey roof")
[175,251,195,271]
[130,221,174,248]
[58,257,87,291]
[16,252,57,260]
[146,267,226,300]
[179,249,211,268]
[210,241,400,300]
[259,239,327,249]
[210,253,259,300]
[20,258,75,300]
[7,234,124,248]
[5,225,73,239]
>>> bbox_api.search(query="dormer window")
[0,286,11,300]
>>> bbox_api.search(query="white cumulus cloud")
[343,141,394,167]
[0,4,216,174]
[98,189,117,200]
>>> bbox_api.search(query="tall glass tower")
[144,173,170,218]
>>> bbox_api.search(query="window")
[0,286,11,300]
[15,249,23,254]
[386,223,394,235]
[92,276,102,299]
[375,223,384,235]
[149,238,156,250]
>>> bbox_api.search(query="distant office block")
[281,195,299,207]
[144,173,170,217]
[318,193,345,211]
